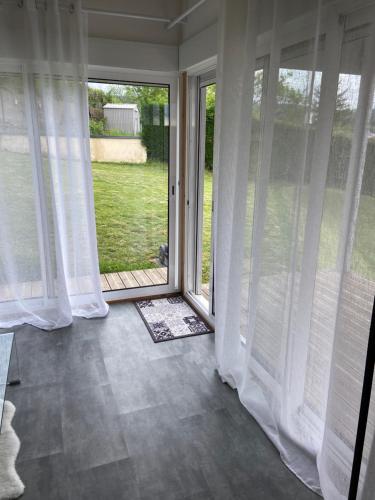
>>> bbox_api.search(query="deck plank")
[201,283,210,301]
[131,270,153,287]
[100,274,111,292]
[21,281,33,299]
[31,281,43,298]
[67,277,81,295]
[78,276,93,295]
[105,273,125,291]
[144,268,166,285]
[119,271,139,289]
[0,285,12,302]
[1,267,169,299]
[157,267,168,281]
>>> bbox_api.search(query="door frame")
[87,67,180,301]
[184,66,216,325]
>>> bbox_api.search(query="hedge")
[205,104,215,171]
[89,118,106,136]
[138,99,375,196]
[249,118,375,196]
[140,104,169,163]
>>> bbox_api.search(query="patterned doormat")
[135,295,213,343]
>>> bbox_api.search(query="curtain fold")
[0,0,108,329]
[214,0,375,497]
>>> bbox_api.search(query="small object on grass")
[159,244,169,266]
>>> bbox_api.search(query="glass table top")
[0,332,14,430]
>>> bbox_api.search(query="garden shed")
[103,103,141,135]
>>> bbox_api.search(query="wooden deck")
[0,267,168,301]
[201,283,210,302]
[100,267,168,292]
[241,269,375,464]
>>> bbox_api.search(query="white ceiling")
[83,0,185,45]
[181,0,218,42]
[82,1,349,49]
[82,0,222,46]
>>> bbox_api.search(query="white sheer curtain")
[214,0,375,498]
[0,0,108,330]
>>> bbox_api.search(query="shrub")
[89,118,106,137]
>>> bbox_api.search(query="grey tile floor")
[3,302,319,499]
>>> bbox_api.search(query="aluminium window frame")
[245,2,375,470]
[184,66,216,326]
[180,0,375,487]
[87,67,180,301]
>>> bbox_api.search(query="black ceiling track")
[348,295,375,500]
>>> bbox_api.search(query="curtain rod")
[85,0,208,29]
[166,0,207,30]
[83,8,176,24]
[10,1,207,29]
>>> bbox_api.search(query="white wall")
[88,37,178,74]
[178,0,333,73]
[90,138,147,163]
[179,22,217,73]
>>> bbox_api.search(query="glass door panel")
[193,82,216,312]
[87,81,170,292]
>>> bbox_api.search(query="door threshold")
[184,291,214,330]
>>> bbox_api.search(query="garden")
[89,77,375,284]
[92,158,375,283]
[92,160,213,283]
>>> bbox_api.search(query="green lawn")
[1,152,373,285]
[93,161,375,282]
[93,161,214,281]
[93,161,168,273]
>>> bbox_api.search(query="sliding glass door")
[87,77,178,298]
[196,82,215,308]
[186,72,216,316]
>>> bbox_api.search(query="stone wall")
[0,135,147,165]
[90,137,147,164]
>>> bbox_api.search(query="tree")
[205,85,216,171]
[253,69,306,123]
[88,86,109,110]
[312,79,355,133]
[104,85,168,109]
